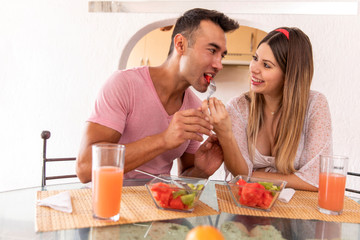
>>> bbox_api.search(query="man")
[76,8,239,182]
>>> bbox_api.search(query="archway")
[118,18,177,69]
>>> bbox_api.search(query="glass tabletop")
[1,179,359,240]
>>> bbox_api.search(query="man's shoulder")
[110,66,149,83]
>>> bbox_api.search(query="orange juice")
[318,173,346,212]
[92,166,124,218]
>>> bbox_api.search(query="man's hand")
[161,108,213,150]
[201,98,232,140]
[194,134,224,177]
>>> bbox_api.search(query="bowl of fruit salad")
[145,175,208,213]
[227,175,287,212]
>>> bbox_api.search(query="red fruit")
[240,183,265,207]
[205,75,212,83]
[258,190,273,209]
[169,196,186,210]
[151,182,171,192]
[236,179,247,195]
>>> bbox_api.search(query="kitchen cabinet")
[127,25,267,68]
[223,26,267,65]
[126,27,173,68]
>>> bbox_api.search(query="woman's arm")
[202,98,250,176]
[252,171,317,191]
[292,92,333,187]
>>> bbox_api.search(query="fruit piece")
[169,196,186,210]
[151,182,171,192]
[258,181,274,190]
[240,183,265,207]
[159,189,172,208]
[236,178,247,195]
[181,192,196,207]
[258,190,273,209]
[205,74,213,84]
[151,182,174,208]
[187,183,196,190]
[196,184,204,191]
[186,225,225,240]
[173,189,187,199]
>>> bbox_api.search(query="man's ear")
[174,34,186,54]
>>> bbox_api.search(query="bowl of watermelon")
[227,175,287,212]
[146,175,208,213]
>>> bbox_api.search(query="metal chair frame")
[41,130,77,187]
[345,172,360,194]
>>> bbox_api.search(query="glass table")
[1,179,359,239]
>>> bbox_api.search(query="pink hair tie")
[276,28,289,40]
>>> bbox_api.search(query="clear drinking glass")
[318,155,348,215]
[92,144,125,221]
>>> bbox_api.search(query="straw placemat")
[215,184,360,223]
[36,186,218,232]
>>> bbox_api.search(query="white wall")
[1,0,360,191]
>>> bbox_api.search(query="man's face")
[179,20,227,93]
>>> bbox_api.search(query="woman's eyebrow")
[263,59,276,67]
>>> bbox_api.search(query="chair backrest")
[345,172,360,195]
[41,130,77,187]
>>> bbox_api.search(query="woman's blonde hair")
[246,27,313,174]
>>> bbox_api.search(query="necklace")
[270,108,280,116]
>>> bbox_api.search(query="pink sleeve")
[294,92,333,187]
[88,71,132,134]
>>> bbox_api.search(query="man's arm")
[76,109,213,183]
[76,122,121,183]
[76,122,174,183]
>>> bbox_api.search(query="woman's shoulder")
[309,90,329,106]
[227,92,248,107]
[226,92,249,119]
[307,90,330,118]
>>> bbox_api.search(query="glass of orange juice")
[92,144,125,221]
[318,155,348,215]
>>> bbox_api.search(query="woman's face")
[249,43,285,98]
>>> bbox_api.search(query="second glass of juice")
[92,144,125,221]
[318,155,348,215]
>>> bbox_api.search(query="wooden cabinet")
[127,25,267,68]
[126,27,173,68]
[223,26,267,65]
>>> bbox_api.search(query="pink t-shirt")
[226,90,333,187]
[88,66,201,178]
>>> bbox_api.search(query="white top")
[226,90,333,187]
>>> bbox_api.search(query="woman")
[204,27,332,191]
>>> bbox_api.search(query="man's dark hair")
[168,8,239,56]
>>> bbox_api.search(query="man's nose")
[213,55,223,71]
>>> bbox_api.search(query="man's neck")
[149,65,189,115]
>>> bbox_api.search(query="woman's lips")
[251,76,264,85]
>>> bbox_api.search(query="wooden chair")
[41,130,77,187]
[345,172,360,195]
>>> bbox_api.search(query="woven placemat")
[36,186,218,232]
[215,184,360,223]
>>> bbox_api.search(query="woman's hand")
[201,98,232,140]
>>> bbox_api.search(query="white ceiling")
[89,1,358,15]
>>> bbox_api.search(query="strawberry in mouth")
[204,74,213,84]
